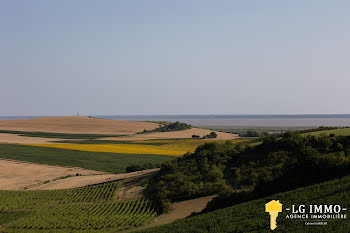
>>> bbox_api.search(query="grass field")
[304,127,350,137]
[137,175,350,233]
[27,139,251,157]
[202,126,314,134]
[0,144,174,173]
[0,181,157,232]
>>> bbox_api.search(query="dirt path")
[116,175,150,201]
[149,195,215,227]
[124,195,215,232]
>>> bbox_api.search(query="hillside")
[0,180,157,232]
[136,175,350,233]
[0,116,159,134]
[145,132,350,213]
[0,159,103,190]
[105,128,238,141]
[0,117,237,143]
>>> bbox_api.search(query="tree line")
[145,132,350,213]
[140,121,191,134]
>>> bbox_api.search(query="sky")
[1,0,350,116]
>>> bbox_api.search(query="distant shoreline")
[1,114,350,119]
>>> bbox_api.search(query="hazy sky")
[1,0,349,116]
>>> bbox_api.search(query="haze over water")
[2,115,349,127]
[100,115,350,127]
[0,114,350,127]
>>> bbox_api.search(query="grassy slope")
[0,144,174,173]
[202,126,314,134]
[136,176,350,233]
[305,128,350,137]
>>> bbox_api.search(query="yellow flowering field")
[28,143,187,156]
[27,139,250,157]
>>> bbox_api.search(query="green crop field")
[304,127,350,137]
[137,176,350,233]
[0,181,157,232]
[0,144,174,173]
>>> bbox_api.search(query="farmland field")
[0,180,157,232]
[26,143,191,157]
[106,128,239,141]
[29,169,159,190]
[0,130,125,139]
[0,159,104,190]
[0,117,237,143]
[0,144,174,173]
[26,138,250,157]
[0,133,74,144]
[0,116,159,134]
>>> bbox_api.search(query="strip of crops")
[5,200,155,231]
[0,144,174,173]
[0,181,157,232]
[0,212,31,225]
[0,182,120,212]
